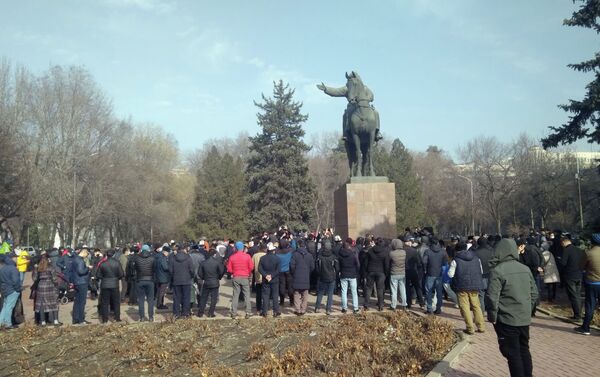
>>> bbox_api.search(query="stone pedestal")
[334,177,396,240]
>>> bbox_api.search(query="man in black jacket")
[363,238,390,311]
[475,237,494,314]
[259,242,281,317]
[405,238,425,309]
[423,238,448,314]
[338,239,360,314]
[135,244,156,322]
[197,249,225,317]
[560,234,586,320]
[96,249,124,323]
[314,244,339,315]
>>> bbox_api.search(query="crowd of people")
[1,226,599,375]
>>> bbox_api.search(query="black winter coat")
[170,252,195,286]
[96,258,124,289]
[405,246,423,278]
[134,252,155,281]
[560,244,586,280]
[365,245,390,274]
[316,249,339,283]
[423,245,448,277]
[198,256,225,289]
[259,252,281,282]
[290,248,314,290]
[338,247,360,279]
[475,245,494,278]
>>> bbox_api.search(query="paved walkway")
[17,275,600,376]
[437,303,600,377]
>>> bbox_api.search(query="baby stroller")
[56,272,76,305]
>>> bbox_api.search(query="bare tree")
[459,137,521,234]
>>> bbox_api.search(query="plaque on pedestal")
[334,178,396,240]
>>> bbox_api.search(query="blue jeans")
[0,291,19,327]
[72,283,88,324]
[19,272,25,286]
[390,275,407,308]
[340,278,359,311]
[315,280,335,312]
[425,276,443,313]
[582,283,600,331]
[137,280,155,320]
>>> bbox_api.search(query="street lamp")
[71,151,98,248]
[458,175,475,236]
[576,158,584,231]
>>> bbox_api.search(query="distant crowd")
[1,225,599,376]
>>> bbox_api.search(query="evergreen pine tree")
[246,81,316,234]
[188,146,248,240]
[374,139,427,232]
[543,0,600,148]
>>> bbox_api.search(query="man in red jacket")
[227,241,254,318]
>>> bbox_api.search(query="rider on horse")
[317,71,382,142]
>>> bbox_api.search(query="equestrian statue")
[317,71,381,177]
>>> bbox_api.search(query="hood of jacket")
[372,245,387,254]
[490,238,518,268]
[429,244,442,253]
[139,251,152,259]
[320,248,333,257]
[296,247,308,256]
[391,239,403,251]
[455,249,475,262]
[338,247,355,258]
[174,252,189,262]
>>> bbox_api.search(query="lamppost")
[71,151,98,248]
[458,174,475,236]
[576,158,584,231]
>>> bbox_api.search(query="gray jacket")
[389,239,407,276]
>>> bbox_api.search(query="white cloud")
[185,29,243,69]
[248,57,265,69]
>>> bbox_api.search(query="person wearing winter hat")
[259,242,282,317]
[251,244,267,313]
[227,241,254,318]
[135,244,156,322]
[575,233,600,335]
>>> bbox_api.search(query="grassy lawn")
[539,302,600,327]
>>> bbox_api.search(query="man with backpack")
[314,241,339,315]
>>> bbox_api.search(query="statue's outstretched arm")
[316,83,347,97]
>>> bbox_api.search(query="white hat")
[334,235,342,242]
[267,242,276,251]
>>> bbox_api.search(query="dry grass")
[0,311,456,377]
[539,302,600,327]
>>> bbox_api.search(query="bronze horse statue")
[317,71,381,177]
[344,72,380,177]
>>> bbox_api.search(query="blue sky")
[1,0,598,155]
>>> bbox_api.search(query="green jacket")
[485,239,538,326]
[585,245,600,283]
